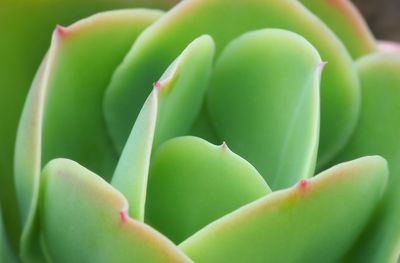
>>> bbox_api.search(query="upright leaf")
[208,29,322,189]
[337,53,400,263]
[14,10,162,260]
[111,36,215,221]
[146,136,271,243]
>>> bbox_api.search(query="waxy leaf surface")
[14,10,162,260]
[104,0,360,170]
[337,54,400,263]
[40,159,192,263]
[146,136,271,243]
[208,29,321,189]
[180,156,387,263]
[111,35,214,222]
[299,0,376,59]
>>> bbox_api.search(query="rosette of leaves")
[1,0,400,262]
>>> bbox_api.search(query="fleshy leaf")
[151,35,215,149]
[299,0,376,59]
[104,0,360,169]
[208,29,322,189]
[336,53,400,263]
[146,136,271,244]
[179,156,387,263]
[111,36,214,222]
[14,9,162,260]
[111,92,158,222]
[39,159,192,263]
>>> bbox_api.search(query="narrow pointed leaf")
[179,156,387,263]
[111,91,158,221]
[14,10,162,260]
[111,36,214,223]
[104,0,360,169]
[152,35,215,149]
[208,29,322,189]
[146,136,271,244]
[299,0,376,59]
[336,54,400,263]
[40,159,192,263]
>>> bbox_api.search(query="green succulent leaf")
[111,35,214,222]
[39,158,192,263]
[151,35,215,149]
[145,136,271,244]
[111,91,158,222]
[14,9,162,261]
[336,53,400,263]
[207,29,322,189]
[299,0,376,59]
[104,0,360,171]
[179,156,388,263]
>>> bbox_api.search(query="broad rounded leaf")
[40,159,192,263]
[208,29,322,189]
[336,53,400,263]
[146,136,271,243]
[180,156,387,263]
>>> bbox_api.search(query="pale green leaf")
[14,10,162,261]
[146,136,271,243]
[208,29,322,189]
[336,53,400,263]
[180,156,387,263]
[40,158,192,263]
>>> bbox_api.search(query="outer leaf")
[299,0,376,59]
[336,54,400,263]
[0,0,173,249]
[179,156,388,263]
[104,0,360,170]
[14,10,162,261]
[208,29,322,189]
[146,136,271,244]
[40,158,192,263]
[111,36,214,221]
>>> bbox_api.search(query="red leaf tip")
[220,141,229,151]
[54,25,67,37]
[119,210,128,223]
[153,81,161,90]
[318,61,328,71]
[298,179,309,191]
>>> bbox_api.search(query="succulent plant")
[1,0,400,262]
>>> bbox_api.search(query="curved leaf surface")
[299,0,376,59]
[146,136,270,243]
[104,0,360,169]
[336,53,400,263]
[14,9,162,260]
[40,158,192,263]
[208,29,322,189]
[180,156,387,263]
